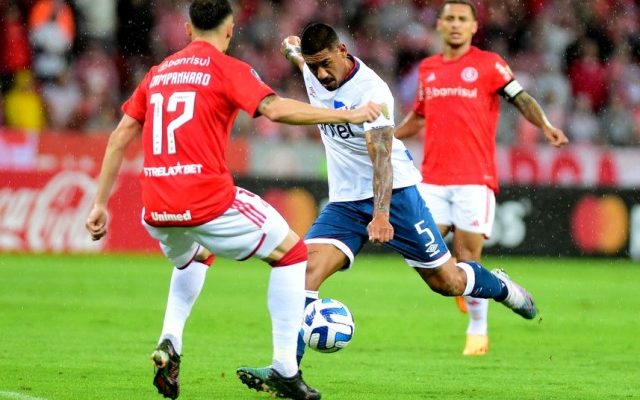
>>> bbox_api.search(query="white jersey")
[303,56,421,202]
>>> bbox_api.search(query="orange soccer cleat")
[462,334,489,356]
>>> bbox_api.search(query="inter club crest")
[461,67,478,83]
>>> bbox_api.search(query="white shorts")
[417,183,496,238]
[143,187,290,268]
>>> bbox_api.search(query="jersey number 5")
[150,91,196,155]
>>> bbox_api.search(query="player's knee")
[270,240,307,267]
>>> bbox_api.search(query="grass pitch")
[0,253,638,399]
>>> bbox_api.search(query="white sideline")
[0,391,48,400]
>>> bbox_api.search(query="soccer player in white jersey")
[237,23,540,394]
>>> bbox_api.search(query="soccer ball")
[301,298,354,353]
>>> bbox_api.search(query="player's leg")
[265,240,349,400]
[416,184,469,311]
[143,224,215,399]
[450,184,496,355]
[157,246,215,355]
[237,200,367,397]
[416,257,537,320]
[452,229,489,355]
[389,186,536,318]
[195,187,317,399]
[416,184,468,310]
[235,241,347,396]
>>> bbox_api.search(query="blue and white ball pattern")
[301,298,355,353]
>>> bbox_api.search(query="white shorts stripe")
[305,238,355,270]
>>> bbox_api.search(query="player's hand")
[280,36,301,58]
[367,213,394,244]
[543,125,569,147]
[349,102,382,124]
[86,204,109,241]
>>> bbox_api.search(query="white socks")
[269,261,306,378]
[157,258,306,377]
[159,261,208,354]
[306,290,319,304]
[465,296,489,336]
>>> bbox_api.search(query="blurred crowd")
[1,0,640,147]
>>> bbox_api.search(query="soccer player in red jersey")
[84,1,381,399]
[396,0,568,356]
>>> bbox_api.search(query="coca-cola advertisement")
[0,170,156,253]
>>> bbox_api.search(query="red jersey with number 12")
[123,40,274,226]
[413,46,514,192]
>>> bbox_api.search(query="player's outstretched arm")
[365,127,394,244]
[512,91,569,147]
[85,115,141,241]
[394,111,425,139]
[280,36,304,71]
[258,94,381,125]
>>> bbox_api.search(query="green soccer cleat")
[236,366,271,393]
[151,339,181,399]
[492,268,538,320]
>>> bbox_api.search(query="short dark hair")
[189,0,233,31]
[438,0,477,19]
[300,23,340,55]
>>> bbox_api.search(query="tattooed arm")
[365,126,395,244]
[512,91,569,147]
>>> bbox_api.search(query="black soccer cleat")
[151,339,181,399]
[265,369,322,400]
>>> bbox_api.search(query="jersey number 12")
[150,91,196,155]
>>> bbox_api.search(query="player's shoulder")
[353,58,391,91]
[418,53,442,69]
[469,46,507,64]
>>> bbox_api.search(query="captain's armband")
[500,79,524,102]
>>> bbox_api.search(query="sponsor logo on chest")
[422,66,479,100]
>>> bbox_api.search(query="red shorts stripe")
[232,200,265,227]
[484,187,491,225]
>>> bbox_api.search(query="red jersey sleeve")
[487,53,515,94]
[412,64,426,117]
[122,70,152,123]
[224,59,275,117]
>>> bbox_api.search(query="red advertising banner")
[495,144,640,188]
[0,170,156,253]
[2,131,639,254]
